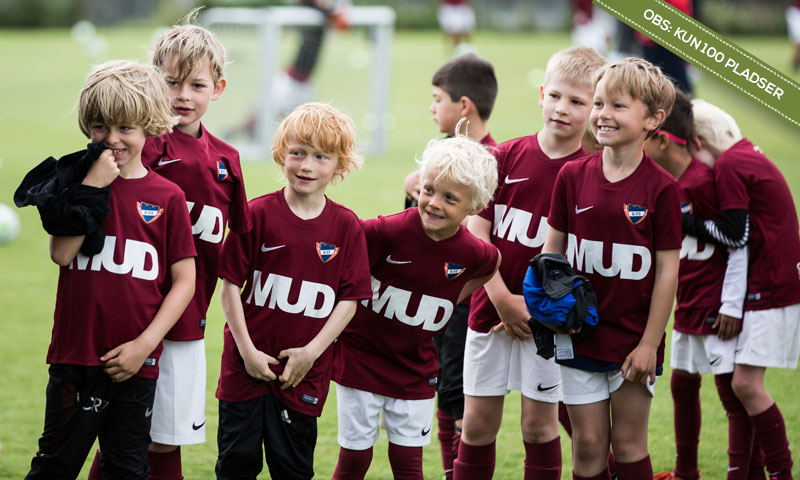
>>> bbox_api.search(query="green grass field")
[1,24,800,479]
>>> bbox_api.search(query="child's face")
[430,86,463,135]
[283,136,343,199]
[163,55,225,136]
[417,168,476,241]
[89,123,146,170]
[539,77,594,142]
[590,78,662,149]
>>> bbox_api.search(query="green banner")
[593,0,800,130]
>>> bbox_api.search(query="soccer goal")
[200,5,395,160]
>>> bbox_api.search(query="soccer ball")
[0,203,20,244]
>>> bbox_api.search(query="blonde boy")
[83,12,252,480]
[25,60,196,480]
[332,135,500,479]
[543,58,679,479]
[215,103,372,480]
[456,46,605,480]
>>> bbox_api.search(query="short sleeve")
[218,218,255,287]
[336,216,372,301]
[654,178,682,251]
[477,242,500,278]
[166,189,197,266]
[547,166,570,233]
[361,215,386,263]
[141,135,166,169]
[227,152,253,234]
[714,155,751,211]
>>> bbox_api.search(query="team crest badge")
[624,203,648,225]
[680,202,693,215]
[316,242,339,263]
[444,262,466,280]
[137,201,164,224]
[217,160,228,181]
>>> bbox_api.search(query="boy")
[646,92,755,480]
[403,52,498,480]
[215,103,372,480]
[456,46,605,480]
[25,60,196,479]
[135,13,251,480]
[542,57,679,480]
[681,99,800,480]
[331,135,501,480]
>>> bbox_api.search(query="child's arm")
[101,257,195,382]
[220,278,279,382]
[278,299,358,390]
[622,248,679,385]
[457,252,502,304]
[467,216,532,339]
[49,148,119,266]
[714,246,748,340]
[542,226,567,255]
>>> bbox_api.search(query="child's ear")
[538,85,545,107]
[459,96,472,117]
[211,78,227,101]
[644,109,666,133]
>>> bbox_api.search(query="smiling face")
[430,86,464,135]
[538,76,594,143]
[162,55,225,137]
[89,123,146,172]
[417,168,477,241]
[283,136,343,202]
[590,77,661,149]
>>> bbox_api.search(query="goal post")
[200,5,395,159]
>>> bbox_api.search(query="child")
[402,52,498,480]
[542,57,679,479]
[456,46,605,480]
[135,13,251,479]
[215,103,372,480]
[681,99,800,480]
[331,135,500,480]
[646,91,754,480]
[25,60,196,479]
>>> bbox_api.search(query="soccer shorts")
[150,339,206,445]
[560,365,656,405]
[735,303,800,368]
[462,327,561,402]
[670,330,736,375]
[788,6,800,44]
[336,384,435,450]
[437,4,476,35]
[27,365,155,480]
[216,394,317,480]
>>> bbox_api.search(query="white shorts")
[735,304,800,369]
[437,4,476,35]
[335,384,435,450]
[150,339,207,445]
[788,6,800,44]
[670,330,736,375]
[462,327,561,403]
[560,365,656,405]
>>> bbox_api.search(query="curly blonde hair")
[78,59,177,138]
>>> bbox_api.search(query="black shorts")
[434,304,469,419]
[26,364,156,480]
[216,394,318,480]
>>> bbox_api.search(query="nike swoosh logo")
[504,176,529,184]
[421,426,431,436]
[709,356,721,366]
[537,383,559,392]
[261,244,286,252]
[145,407,153,418]
[157,158,182,166]
[386,255,411,264]
[575,205,594,214]
[192,420,206,430]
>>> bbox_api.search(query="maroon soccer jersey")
[216,190,372,416]
[714,139,800,311]
[334,208,498,399]
[674,159,728,335]
[469,133,587,333]
[143,125,251,341]
[548,152,681,365]
[48,172,196,379]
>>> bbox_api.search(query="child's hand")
[277,347,317,390]
[492,293,533,340]
[621,343,657,385]
[82,149,120,188]
[100,338,152,382]
[713,313,740,341]
[242,348,279,382]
